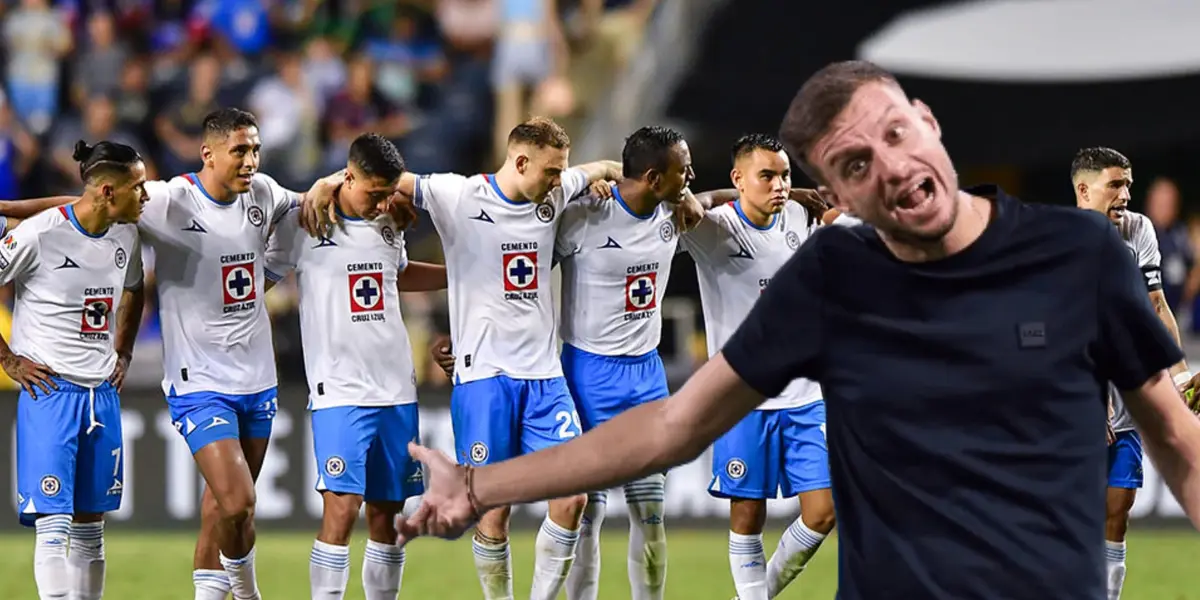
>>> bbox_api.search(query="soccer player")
[398,60,1200,599]
[1070,146,1193,600]
[3,140,147,599]
[308,116,621,600]
[554,125,695,600]
[1,109,344,600]
[680,133,833,600]
[263,133,445,600]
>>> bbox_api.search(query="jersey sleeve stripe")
[264,268,284,283]
[414,175,427,210]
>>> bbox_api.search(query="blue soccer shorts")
[561,344,669,431]
[312,404,424,503]
[451,374,581,466]
[166,387,278,454]
[16,377,123,526]
[709,401,831,500]
[1107,429,1144,489]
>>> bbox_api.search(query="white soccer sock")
[625,474,668,600]
[472,534,514,600]
[220,547,262,600]
[362,539,406,600]
[1105,540,1127,600]
[310,540,350,599]
[530,516,581,600]
[729,531,768,600]
[766,517,827,598]
[193,569,232,600]
[566,491,608,600]
[67,521,106,600]
[34,514,71,599]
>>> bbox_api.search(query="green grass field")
[0,529,1197,599]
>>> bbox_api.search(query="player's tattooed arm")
[398,261,448,292]
[0,196,77,222]
[573,160,623,184]
[1149,290,1190,376]
[109,286,145,392]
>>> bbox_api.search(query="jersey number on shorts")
[555,410,582,439]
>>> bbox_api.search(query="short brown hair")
[779,61,900,181]
[508,116,571,150]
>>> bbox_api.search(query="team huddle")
[0,103,1178,600]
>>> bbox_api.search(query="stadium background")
[0,0,1198,598]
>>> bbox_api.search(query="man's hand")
[672,189,704,232]
[2,352,57,398]
[588,180,614,200]
[790,188,828,227]
[431,335,455,379]
[396,442,479,543]
[299,170,347,237]
[108,352,131,392]
[1107,422,1117,446]
[1178,372,1200,412]
[385,192,418,230]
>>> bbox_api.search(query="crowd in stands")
[0,0,661,389]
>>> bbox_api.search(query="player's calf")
[531,494,587,600]
[33,514,72,599]
[311,492,361,599]
[1105,487,1137,600]
[625,473,668,600]
[473,507,515,600]
[363,502,407,600]
[728,499,770,600]
[566,491,608,600]
[766,490,834,599]
[68,513,107,600]
[195,438,262,600]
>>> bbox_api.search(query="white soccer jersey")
[556,187,680,356]
[414,169,589,382]
[264,208,416,409]
[0,207,142,388]
[681,201,822,410]
[1110,211,1163,433]
[140,172,297,396]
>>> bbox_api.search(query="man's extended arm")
[572,160,623,184]
[0,196,76,220]
[398,262,447,292]
[1149,289,1190,379]
[1123,370,1200,529]
[471,353,762,508]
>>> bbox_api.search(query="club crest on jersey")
[247,205,265,227]
[220,254,257,312]
[658,221,676,242]
[40,475,62,497]
[115,247,127,269]
[80,293,114,340]
[725,458,747,480]
[786,231,801,250]
[348,269,386,322]
[535,202,556,223]
[381,225,396,245]
[502,244,539,300]
[625,271,657,317]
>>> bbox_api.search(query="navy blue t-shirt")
[722,186,1182,599]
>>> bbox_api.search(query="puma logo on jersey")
[56,256,80,269]
[182,220,207,233]
[469,209,495,224]
[599,237,622,249]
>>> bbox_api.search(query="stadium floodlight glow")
[858,0,1200,83]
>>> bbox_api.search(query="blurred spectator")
[363,5,448,111]
[0,91,38,200]
[248,50,320,187]
[566,0,655,118]
[49,94,155,194]
[437,0,497,56]
[322,55,408,172]
[491,0,572,161]
[191,0,272,58]
[70,10,128,108]
[114,57,152,138]
[3,0,73,135]
[302,36,347,108]
[155,52,221,175]
[1146,177,1196,314]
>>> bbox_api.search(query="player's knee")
[215,489,257,525]
[801,507,836,534]
[552,493,588,519]
[323,493,363,535]
[729,499,767,535]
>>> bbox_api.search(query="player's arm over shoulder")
[398,172,469,213]
[264,206,304,289]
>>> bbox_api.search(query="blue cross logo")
[508,257,534,287]
[630,277,654,308]
[227,267,252,299]
[354,276,380,309]
[84,301,108,328]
